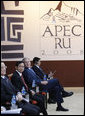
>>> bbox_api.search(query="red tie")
[21,75,28,91]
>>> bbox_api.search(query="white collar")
[1,76,5,79]
[16,70,22,77]
[35,65,40,68]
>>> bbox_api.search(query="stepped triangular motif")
[55,1,62,11]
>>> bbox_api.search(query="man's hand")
[31,90,36,96]
[48,71,54,77]
[41,81,48,85]
[48,70,56,78]
[16,93,23,102]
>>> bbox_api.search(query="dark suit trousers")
[18,100,40,115]
[48,78,64,100]
[41,78,64,104]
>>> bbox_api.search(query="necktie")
[21,75,28,91]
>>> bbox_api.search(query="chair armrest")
[32,100,37,104]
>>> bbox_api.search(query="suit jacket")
[1,76,41,115]
[1,76,18,105]
[11,71,31,95]
[32,65,48,80]
[22,67,42,86]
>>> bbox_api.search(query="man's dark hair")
[15,61,24,67]
[33,57,41,64]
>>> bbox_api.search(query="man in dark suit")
[11,61,48,115]
[22,57,69,111]
[1,62,40,115]
[32,57,74,103]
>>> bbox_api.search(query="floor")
[46,87,84,115]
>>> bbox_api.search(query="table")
[1,108,22,114]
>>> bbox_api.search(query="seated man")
[32,57,74,103]
[11,61,48,115]
[22,57,69,111]
[1,62,40,115]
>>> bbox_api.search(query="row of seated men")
[1,57,73,115]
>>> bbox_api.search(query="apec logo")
[40,1,84,57]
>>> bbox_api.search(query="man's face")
[16,63,25,73]
[24,58,31,68]
[1,62,7,76]
[37,60,41,66]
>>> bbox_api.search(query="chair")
[41,92,47,109]
[31,92,47,109]
[8,73,13,80]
